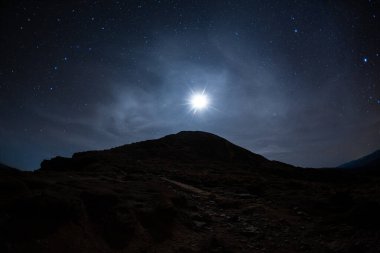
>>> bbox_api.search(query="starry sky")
[0,0,379,170]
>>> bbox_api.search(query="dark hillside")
[1,132,380,253]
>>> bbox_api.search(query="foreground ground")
[1,132,380,252]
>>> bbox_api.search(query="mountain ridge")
[0,162,19,172]
[339,149,380,169]
[40,131,294,172]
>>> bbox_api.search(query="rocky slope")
[1,131,380,253]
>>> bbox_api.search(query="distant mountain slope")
[0,163,18,172]
[339,149,380,169]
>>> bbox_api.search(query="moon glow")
[189,91,210,113]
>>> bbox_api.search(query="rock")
[194,221,206,229]
[244,225,258,234]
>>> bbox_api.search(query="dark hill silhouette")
[40,131,293,172]
[111,131,266,163]
[339,149,380,169]
[1,131,380,253]
[0,163,19,173]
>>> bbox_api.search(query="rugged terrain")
[1,131,380,253]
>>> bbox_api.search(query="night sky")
[1,1,379,170]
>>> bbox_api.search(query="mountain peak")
[40,131,289,171]
[110,130,267,164]
[166,130,228,139]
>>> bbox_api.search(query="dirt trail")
[161,177,212,196]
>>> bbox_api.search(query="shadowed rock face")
[2,131,380,253]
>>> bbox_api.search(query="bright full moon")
[189,91,209,113]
